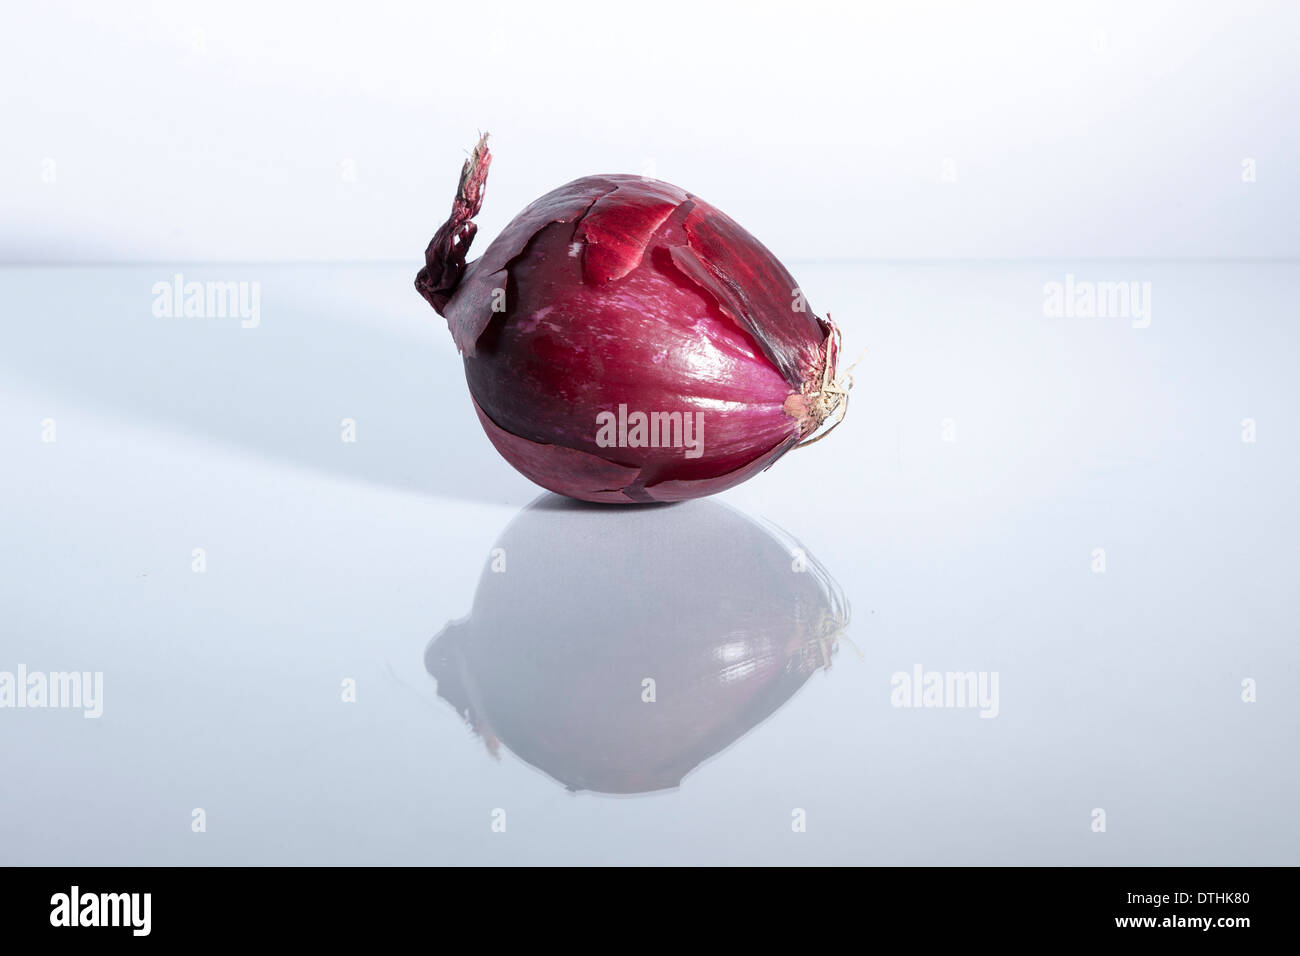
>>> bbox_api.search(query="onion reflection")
[426,496,850,794]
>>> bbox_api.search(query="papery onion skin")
[416,136,842,503]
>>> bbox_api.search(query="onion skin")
[416,136,842,503]
[426,496,848,794]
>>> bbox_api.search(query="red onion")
[416,135,852,503]
[427,496,847,793]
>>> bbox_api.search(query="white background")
[3,259,1296,864]
[1,2,1296,866]
[2,0,1298,263]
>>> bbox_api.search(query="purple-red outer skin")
[426,170,831,503]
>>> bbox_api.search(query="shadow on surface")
[0,265,530,503]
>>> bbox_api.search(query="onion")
[416,135,853,503]
[426,496,849,794]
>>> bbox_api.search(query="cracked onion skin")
[416,135,842,503]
